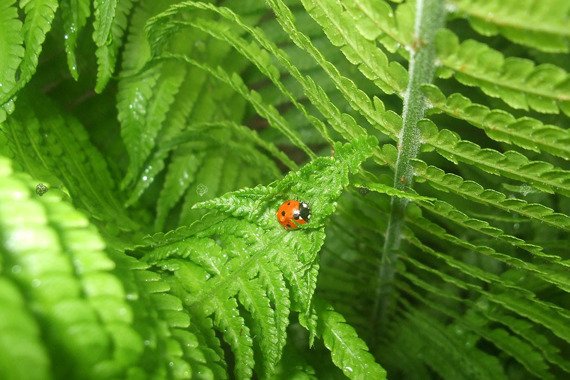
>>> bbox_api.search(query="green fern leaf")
[18,0,58,84]
[343,0,412,54]
[448,0,570,53]
[401,281,553,379]
[436,29,570,115]
[354,180,434,202]
[406,156,570,232]
[0,0,24,122]
[0,156,142,378]
[154,152,202,230]
[265,0,399,140]
[0,278,50,380]
[155,53,316,160]
[93,0,117,46]
[60,0,90,80]
[418,120,570,196]
[0,0,57,119]
[407,204,570,292]
[137,138,374,378]
[397,304,507,380]
[300,0,408,95]
[404,250,570,346]
[145,4,332,143]
[152,122,282,229]
[315,298,386,379]
[1,90,137,230]
[161,0,366,141]
[93,0,135,92]
[485,309,570,374]
[423,85,570,160]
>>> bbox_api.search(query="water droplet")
[32,279,42,288]
[144,339,152,346]
[196,184,208,196]
[168,361,174,367]
[344,366,353,373]
[11,265,22,274]
[126,292,138,301]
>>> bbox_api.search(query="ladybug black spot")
[286,223,292,228]
[287,202,290,205]
[281,211,286,216]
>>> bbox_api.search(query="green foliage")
[0,0,569,379]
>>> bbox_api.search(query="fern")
[0,157,141,378]
[0,0,24,122]
[1,0,570,378]
[60,0,90,79]
[447,0,570,53]
[131,138,376,378]
[423,84,570,160]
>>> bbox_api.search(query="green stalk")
[373,0,446,332]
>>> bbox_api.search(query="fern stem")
[373,0,446,333]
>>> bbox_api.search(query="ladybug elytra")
[276,200,311,230]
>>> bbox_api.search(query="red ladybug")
[276,200,311,230]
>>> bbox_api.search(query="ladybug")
[276,200,311,230]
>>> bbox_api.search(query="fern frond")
[412,200,563,265]
[2,91,137,230]
[0,0,57,118]
[0,278,50,380]
[156,53,316,159]
[315,298,386,379]
[153,122,281,228]
[403,252,570,346]
[405,155,570,231]
[120,2,313,199]
[191,0,366,140]
[448,0,570,53]
[93,0,135,92]
[485,309,570,374]
[400,282,553,379]
[436,29,570,115]
[353,181,434,202]
[154,152,202,230]
[266,0,398,140]
[135,138,374,378]
[0,156,142,378]
[120,61,187,191]
[146,3,332,143]
[111,253,227,378]
[0,0,24,122]
[407,204,570,292]
[20,1,58,86]
[300,0,408,95]
[400,270,570,375]
[418,120,570,196]
[212,296,255,379]
[117,0,177,189]
[423,85,570,160]
[60,0,90,80]
[396,303,507,380]
[343,0,413,54]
